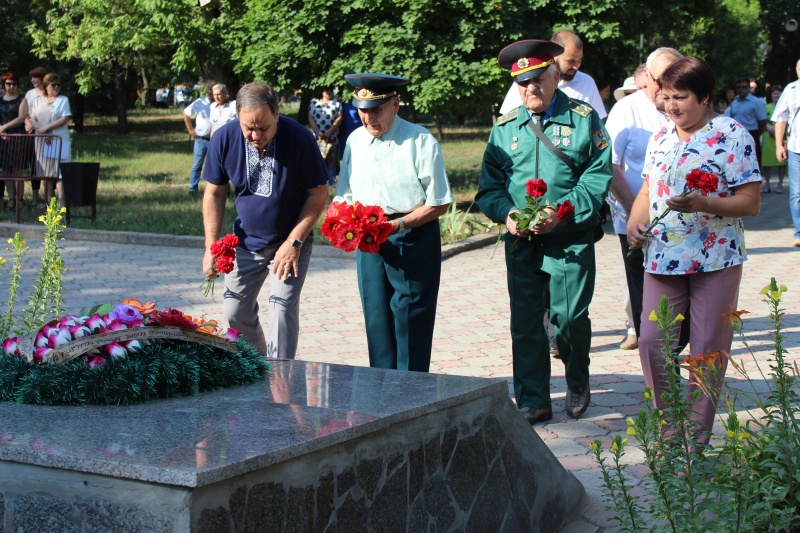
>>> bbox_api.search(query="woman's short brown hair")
[659,56,716,105]
[42,73,62,95]
[29,66,47,79]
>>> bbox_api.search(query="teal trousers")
[356,220,441,372]
[506,231,595,409]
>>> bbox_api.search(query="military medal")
[553,126,560,136]
[562,137,571,147]
[553,138,561,146]
[562,126,571,137]
[511,136,518,150]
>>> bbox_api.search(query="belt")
[386,212,410,221]
[197,135,210,141]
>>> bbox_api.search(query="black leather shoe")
[565,385,591,419]
[520,407,553,425]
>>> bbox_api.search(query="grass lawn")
[0,108,490,237]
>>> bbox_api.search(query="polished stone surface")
[0,360,506,487]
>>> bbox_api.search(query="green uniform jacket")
[476,91,613,240]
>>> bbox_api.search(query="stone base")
[0,360,583,532]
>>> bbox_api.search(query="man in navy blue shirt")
[203,82,329,359]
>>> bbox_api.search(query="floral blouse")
[642,115,761,275]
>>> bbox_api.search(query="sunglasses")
[49,83,61,88]
[4,82,18,87]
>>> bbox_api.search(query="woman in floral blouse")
[626,57,761,446]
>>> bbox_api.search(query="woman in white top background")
[29,72,71,205]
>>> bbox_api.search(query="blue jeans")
[189,137,209,191]
[789,150,800,239]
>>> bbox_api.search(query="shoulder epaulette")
[497,108,520,125]
[568,99,592,117]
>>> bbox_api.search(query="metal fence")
[0,133,62,222]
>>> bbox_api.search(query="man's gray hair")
[236,82,279,115]
[646,47,683,69]
[213,84,228,95]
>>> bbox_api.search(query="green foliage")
[0,340,269,406]
[439,202,496,244]
[593,281,800,532]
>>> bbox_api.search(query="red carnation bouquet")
[202,233,239,297]
[320,201,393,253]
[627,168,719,256]
[510,179,574,234]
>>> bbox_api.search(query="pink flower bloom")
[104,319,128,332]
[128,318,144,328]
[88,355,107,368]
[225,328,241,342]
[47,328,71,348]
[68,324,91,339]
[34,330,49,348]
[103,342,127,360]
[58,316,79,328]
[34,346,53,363]
[85,314,107,332]
[122,339,143,352]
[1,336,20,355]
[41,324,55,337]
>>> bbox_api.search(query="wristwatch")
[395,219,406,233]
[288,238,303,249]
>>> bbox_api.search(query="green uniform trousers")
[506,231,595,409]
[356,219,441,372]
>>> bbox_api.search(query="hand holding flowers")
[202,234,239,297]
[507,179,574,244]
[320,201,392,253]
[627,169,719,256]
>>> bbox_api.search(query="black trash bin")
[60,162,99,224]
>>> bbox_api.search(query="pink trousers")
[639,265,742,446]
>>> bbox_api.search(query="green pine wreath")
[0,340,269,406]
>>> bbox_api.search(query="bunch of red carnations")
[510,178,575,233]
[320,201,393,253]
[627,168,720,256]
[202,234,239,297]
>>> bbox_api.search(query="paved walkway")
[1,191,797,531]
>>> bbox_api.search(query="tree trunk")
[297,89,312,126]
[71,92,85,135]
[138,67,150,108]
[115,69,129,135]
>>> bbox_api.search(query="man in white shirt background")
[498,30,607,120]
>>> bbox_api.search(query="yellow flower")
[612,441,620,452]
[60,207,66,213]
[780,284,788,292]
[674,313,685,322]
[6,238,11,244]
[0,258,6,266]
[739,433,749,441]
[643,388,653,400]
[727,430,735,438]
[589,442,600,451]
[648,310,658,322]
[626,417,635,426]
[622,438,628,446]
[660,420,667,426]
[38,215,45,222]
[626,427,636,436]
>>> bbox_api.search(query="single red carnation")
[153,308,198,329]
[698,172,719,195]
[685,169,703,190]
[526,179,547,198]
[222,234,240,249]
[215,256,235,274]
[333,224,360,252]
[556,200,574,220]
[210,240,226,258]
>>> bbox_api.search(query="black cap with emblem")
[344,73,409,109]
[497,40,564,83]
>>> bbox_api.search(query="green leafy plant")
[439,202,496,244]
[0,199,66,338]
[592,279,800,532]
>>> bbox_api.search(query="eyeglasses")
[4,82,18,87]
[49,83,61,88]
[647,69,660,86]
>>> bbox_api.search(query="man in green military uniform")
[476,39,612,425]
